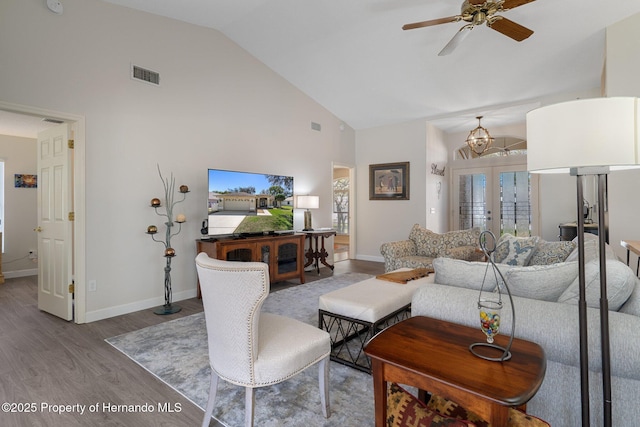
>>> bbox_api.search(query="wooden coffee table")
[364,316,546,426]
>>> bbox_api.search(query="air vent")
[42,118,64,124]
[131,65,160,86]
[311,122,321,132]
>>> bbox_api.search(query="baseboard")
[84,288,198,323]
[355,254,384,263]
[4,268,38,279]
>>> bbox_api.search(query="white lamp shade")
[296,195,319,209]
[526,97,640,173]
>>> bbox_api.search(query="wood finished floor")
[0,259,384,427]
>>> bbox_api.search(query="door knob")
[34,226,42,232]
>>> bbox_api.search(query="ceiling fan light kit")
[403,0,535,55]
[466,116,494,155]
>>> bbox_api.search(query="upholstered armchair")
[380,224,483,272]
[195,253,331,427]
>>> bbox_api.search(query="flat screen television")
[207,168,294,237]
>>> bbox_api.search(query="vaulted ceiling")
[5,0,640,139]
[98,0,640,133]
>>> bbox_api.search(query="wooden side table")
[558,222,598,241]
[302,229,336,274]
[365,316,546,426]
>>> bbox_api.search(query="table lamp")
[297,195,319,231]
[527,97,640,427]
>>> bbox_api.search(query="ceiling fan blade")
[489,17,533,41]
[501,0,536,10]
[403,15,460,30]
[438,25,473,56]
[468,0,485,4]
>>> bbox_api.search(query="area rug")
[106,272,376,427]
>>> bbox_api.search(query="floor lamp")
[526,97,640,427]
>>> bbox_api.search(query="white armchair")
[195,253,331,427]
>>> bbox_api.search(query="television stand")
[195,233,306,298]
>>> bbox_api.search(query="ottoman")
[318,269,434,372]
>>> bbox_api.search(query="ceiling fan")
[403,0,536,56]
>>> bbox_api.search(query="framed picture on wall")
[369,162,409,200]
[14,174,37,188]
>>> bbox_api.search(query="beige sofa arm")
[380,240,417,271]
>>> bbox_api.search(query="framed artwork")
[369,162,409,200]
[14,174,37,188]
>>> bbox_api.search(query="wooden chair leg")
[245,387,255,427]
[201,372,219,427]
[319,356,331,418]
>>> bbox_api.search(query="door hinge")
[68,139,75,149]
[68,212,75,221]
[68,283,74,293]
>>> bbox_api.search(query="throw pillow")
[564,233,618,264]
[387,382,476,427]
[426,394,550,427]
[493,234,539,266]
[504,262,578,302]
[408,224,441,258]
[528,240,576,266]
[433,257,511,291]
[558,259,638,311]
[440,228,482,254]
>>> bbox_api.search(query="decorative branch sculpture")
[145,165,189,315]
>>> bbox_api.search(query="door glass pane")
[226,248,253,262]
[332,177,349,234]
[500,171,532,237]
[261,244,270,264]
[459,174,487,230]
[277,242,298,274]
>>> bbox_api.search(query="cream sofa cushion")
[433,257,506,291]
[558,259,637,311]
[505,262,578,301]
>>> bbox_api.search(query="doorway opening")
[332,165,353,262]
[0,101,86,323]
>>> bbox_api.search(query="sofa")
[380,224,484,272]
[410,233,640,426]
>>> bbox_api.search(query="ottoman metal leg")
[318,304,411,373]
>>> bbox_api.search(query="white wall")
[0,135,38,276]
[605,11,640,260]
[0,0,355,321]
[355,119,448,261]
[425,124,448,232]
[606,12,640,97]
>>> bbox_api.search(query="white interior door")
[453,165,538,237]
[37,124,73,321]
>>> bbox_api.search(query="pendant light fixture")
[466,116,494,156]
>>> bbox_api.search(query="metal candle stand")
[145,166,189,315]
[469,230,516,362]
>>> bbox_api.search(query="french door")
[452,165,538,238]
